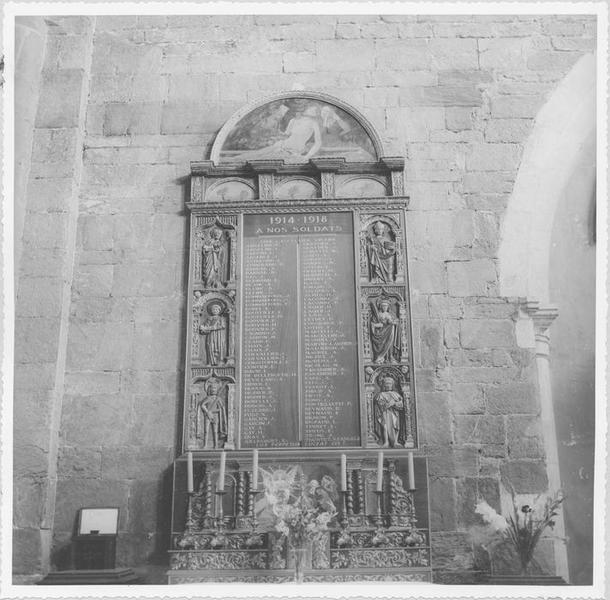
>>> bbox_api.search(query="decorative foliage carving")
[311,532,330,569]
[321,171,335,198]
[331,548,429,569]
[170,550,267,570]
[258,173,274,199]
[390,170,405,196]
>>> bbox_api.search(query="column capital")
[523,300,559,335]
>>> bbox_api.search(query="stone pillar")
[14,17,47,278]
[525,301,569,582]
[13,16,95,579]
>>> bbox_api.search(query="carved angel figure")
[373,376,404,448]
[202,227,227,288]
[196,378,228,449]
[370,299,401,364]
[366,221,397,283]
[199,301,228,366]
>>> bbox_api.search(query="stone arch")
[498,53,596,302]
[210,90,386,164]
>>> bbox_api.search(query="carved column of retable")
[524,301,569,582]
[346,469,354,517]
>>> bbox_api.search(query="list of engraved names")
[241,212,360,448]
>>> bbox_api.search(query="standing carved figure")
[373,376,404,448]
[196,379,228,449]
[370,300,401,364]
[199,302,228,366]
[202,227,226,288]
[366,221,397,283]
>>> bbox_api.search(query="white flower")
[475,500,508,532]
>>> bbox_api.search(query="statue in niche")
[196,378,228,449]
[202,226,227,288]
[373,376,404,448]
[370,299,401,364]
[199,301,229,366]
[366,221,397,283]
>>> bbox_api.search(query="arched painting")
[216,97,378,164]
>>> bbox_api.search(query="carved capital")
[524,301,559,337]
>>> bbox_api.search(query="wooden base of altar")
[168,454,432,584]
[168,567,431,584]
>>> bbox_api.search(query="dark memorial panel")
[241,212,360,448]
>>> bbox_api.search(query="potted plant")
[474,491,566,584]
[260,467,337,583]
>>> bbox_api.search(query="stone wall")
[14,13,596,580]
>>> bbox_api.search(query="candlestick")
[340,454,347,492]
[376,451,384,492]
[408,451,415,490]
[252,449,259,489]
[218,451,226,491]
[187,451,193,493]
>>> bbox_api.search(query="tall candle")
[218,451,226,491]
[340,454,347,492]
[376,451,384,492]
[187,451,193,493]
[408,451,415,490]
[252,449,259,490]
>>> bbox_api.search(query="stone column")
[525,301,569,582]
[13,16,95,579]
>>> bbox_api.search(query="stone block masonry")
[13,13,596,580]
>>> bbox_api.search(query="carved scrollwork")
[170,550,268,570]
[331,548,429,569]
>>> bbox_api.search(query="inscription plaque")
[241,212,360,448]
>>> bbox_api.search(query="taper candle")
[218,451,226,491]
[376,451,384,491]
[408,451,415,490]
[340,454,347,492]
[252,449,259,489]
[187,451,193,493]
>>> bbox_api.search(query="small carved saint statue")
[370,299,401,364]
[199,301,229,366]
[196,378,228,449]
[373,376,404,448]
[202,227,227,288]
[366,221,397,283]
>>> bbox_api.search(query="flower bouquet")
[475,491,564,576]
[261,466,338,581]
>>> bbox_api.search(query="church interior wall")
[12,14,597,582]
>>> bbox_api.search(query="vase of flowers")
[261,466,338,583]
[475,491,564,580]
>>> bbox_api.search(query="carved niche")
[192,292,235,367]
[359,214,404,284]
[365,366,414,449]
[361,288,409,365]
[188,374,236,450]
[193,218,237,287]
